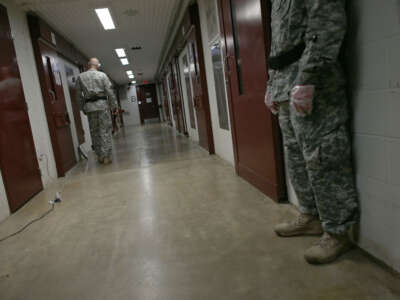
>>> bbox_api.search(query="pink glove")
[290,85,315,116]
[264,89,279,115]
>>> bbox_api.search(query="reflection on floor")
[0,123,399,300]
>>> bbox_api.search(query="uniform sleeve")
[295,0,347,86]
[103,74,117,110]
[75,76,85,111]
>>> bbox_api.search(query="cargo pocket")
[306,126,349,172]
[321,126,350,169]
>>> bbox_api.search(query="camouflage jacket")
[268,0,347,102]
[75,69,117,112]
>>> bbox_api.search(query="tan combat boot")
[274,213,323,237]
[304,232,353,265]
[102,157,112,165]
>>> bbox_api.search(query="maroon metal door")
[35,41,77,177]
[218,0,285,201]
[162,78,172,126]
[137,84,160,123]
[0,5,43,212]
[65,65,85,145]
[170,60,186,134]
[181,53,196,130]
[187,32,214,153]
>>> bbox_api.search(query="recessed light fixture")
[120,58,129,65]
[115,48,126,58]
[126,70,133,75]
[131,81,137,85]
[95,8,116,30]
[128,74,135,79]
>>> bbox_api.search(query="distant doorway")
[137,84,160,124]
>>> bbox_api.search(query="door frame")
[217,0,286,201]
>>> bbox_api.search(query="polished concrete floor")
[0,124,399,300]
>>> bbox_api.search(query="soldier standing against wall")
[265,0,358,264]
[75,58,117,165]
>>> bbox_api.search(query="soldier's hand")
[290,85,314,116]
[264,89,279,115]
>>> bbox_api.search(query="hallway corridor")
[0,124,399,300]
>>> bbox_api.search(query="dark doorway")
[0,5,43,212]
[137,84,160,124]
[218,0,286,201]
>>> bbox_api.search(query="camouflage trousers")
[87,110,113,160]
[278,88,358,235]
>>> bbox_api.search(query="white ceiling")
[16,0,187,84]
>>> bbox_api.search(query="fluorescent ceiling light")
[120,58,129,65]
[128,74,135,79]
[95,8,115,30]
[131,81,137,84]
[126,70,133,75]
[115,48,126,58]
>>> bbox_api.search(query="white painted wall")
[346,0,400,272]
[197,0,235,165]
[0,0,57,222]
[119,85,141,127]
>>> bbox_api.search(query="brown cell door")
[172,60,187,134]
[182,53,196,129]
[162,79,172,125]
[168,69,180,130]
[65,65,85,145]
[218,0,285,201]
[0,5,43,212]
[187,32,214,153]
[36,41,76,177]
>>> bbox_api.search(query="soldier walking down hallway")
[75,58,117,165]
[265,0,358,264]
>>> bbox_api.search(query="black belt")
[85,96,107,102]
[268,42,306,70]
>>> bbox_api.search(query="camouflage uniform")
[268,0,358,234]
[75,69,117,160]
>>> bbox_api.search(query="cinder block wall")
[347,0,400,272]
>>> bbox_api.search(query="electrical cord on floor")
[0,153,67,243]
[0,203,55,243]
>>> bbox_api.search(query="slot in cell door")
[0,4,43,212]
